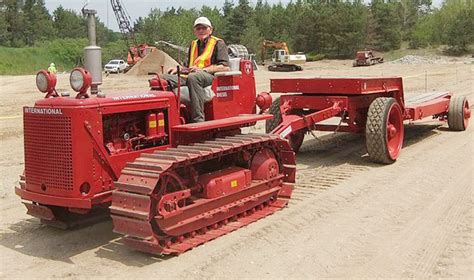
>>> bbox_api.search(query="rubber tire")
[265,97,305,153]
[288,130,305,153]
[266,97,282,133]
[366,97,404,164]
[448,96,469,131]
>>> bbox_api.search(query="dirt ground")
[0,57,472,278]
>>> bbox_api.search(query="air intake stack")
[82,8,102,95]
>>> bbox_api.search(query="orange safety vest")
[189,36,221,69]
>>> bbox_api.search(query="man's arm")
[168,45,192,74]
[203,40,230,74]
[203,64,230,74]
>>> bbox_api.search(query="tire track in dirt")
[328,127,473,278]
[411,182,472,277]
[350,169,471,277]
[291,132,370,206]
[431,202,473,277]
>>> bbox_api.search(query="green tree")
[52,6,86,39]
[401,0,432,41]
[23,0,55,45]
[240,17,263,56]
[3,0,26,47]
[0,10,8,46]
[410,0,474,53]
[326,2,368,57]
[409,14,436,48]
[369,0,403,51]
[223,0,253,44]
[95,17,119,46]
[438,0,474,53]
[253,0,272,39]
[222,0,234,17]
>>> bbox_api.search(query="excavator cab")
[272,50,287,63]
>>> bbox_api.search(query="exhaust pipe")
[82,8,102,95]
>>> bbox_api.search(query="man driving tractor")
[163,16,230,123]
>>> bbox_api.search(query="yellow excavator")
[261,40,306,72]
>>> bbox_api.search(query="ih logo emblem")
[245,62,252,74]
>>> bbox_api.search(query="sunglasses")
[194,25,209,31]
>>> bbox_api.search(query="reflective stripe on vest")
[189,36,220,69]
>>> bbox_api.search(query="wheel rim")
[463,99,471,129]
[386,103,404,160]
[153,172,187,214]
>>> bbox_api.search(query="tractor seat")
[173,57,243,105]
[173,86,214,105]
[173,70,242,105]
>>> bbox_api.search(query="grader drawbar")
[266,77,470,162]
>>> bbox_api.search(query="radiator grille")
[24,114,73,191]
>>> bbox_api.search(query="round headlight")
[70,68,92,93]
[36,70,57,93]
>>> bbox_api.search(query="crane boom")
[110,0,137,47]
[110,0,156,66]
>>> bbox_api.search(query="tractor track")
[110,133,296,255]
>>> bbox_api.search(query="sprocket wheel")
[153,171,188,217]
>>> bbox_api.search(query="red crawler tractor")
[353,50,384,67]
[16,59,296,255]
[266,77,470,162]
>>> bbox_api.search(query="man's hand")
[189,65,201,72]
[167,67,177,74]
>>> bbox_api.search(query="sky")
[45,0,444,32]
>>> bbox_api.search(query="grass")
[0,38,127,75]
[0,47,77,75]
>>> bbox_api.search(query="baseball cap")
[194,17,212,28]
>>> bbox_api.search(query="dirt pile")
[126,49,179,76]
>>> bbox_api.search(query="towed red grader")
[266,78,470,161]
[16,10,470,256]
